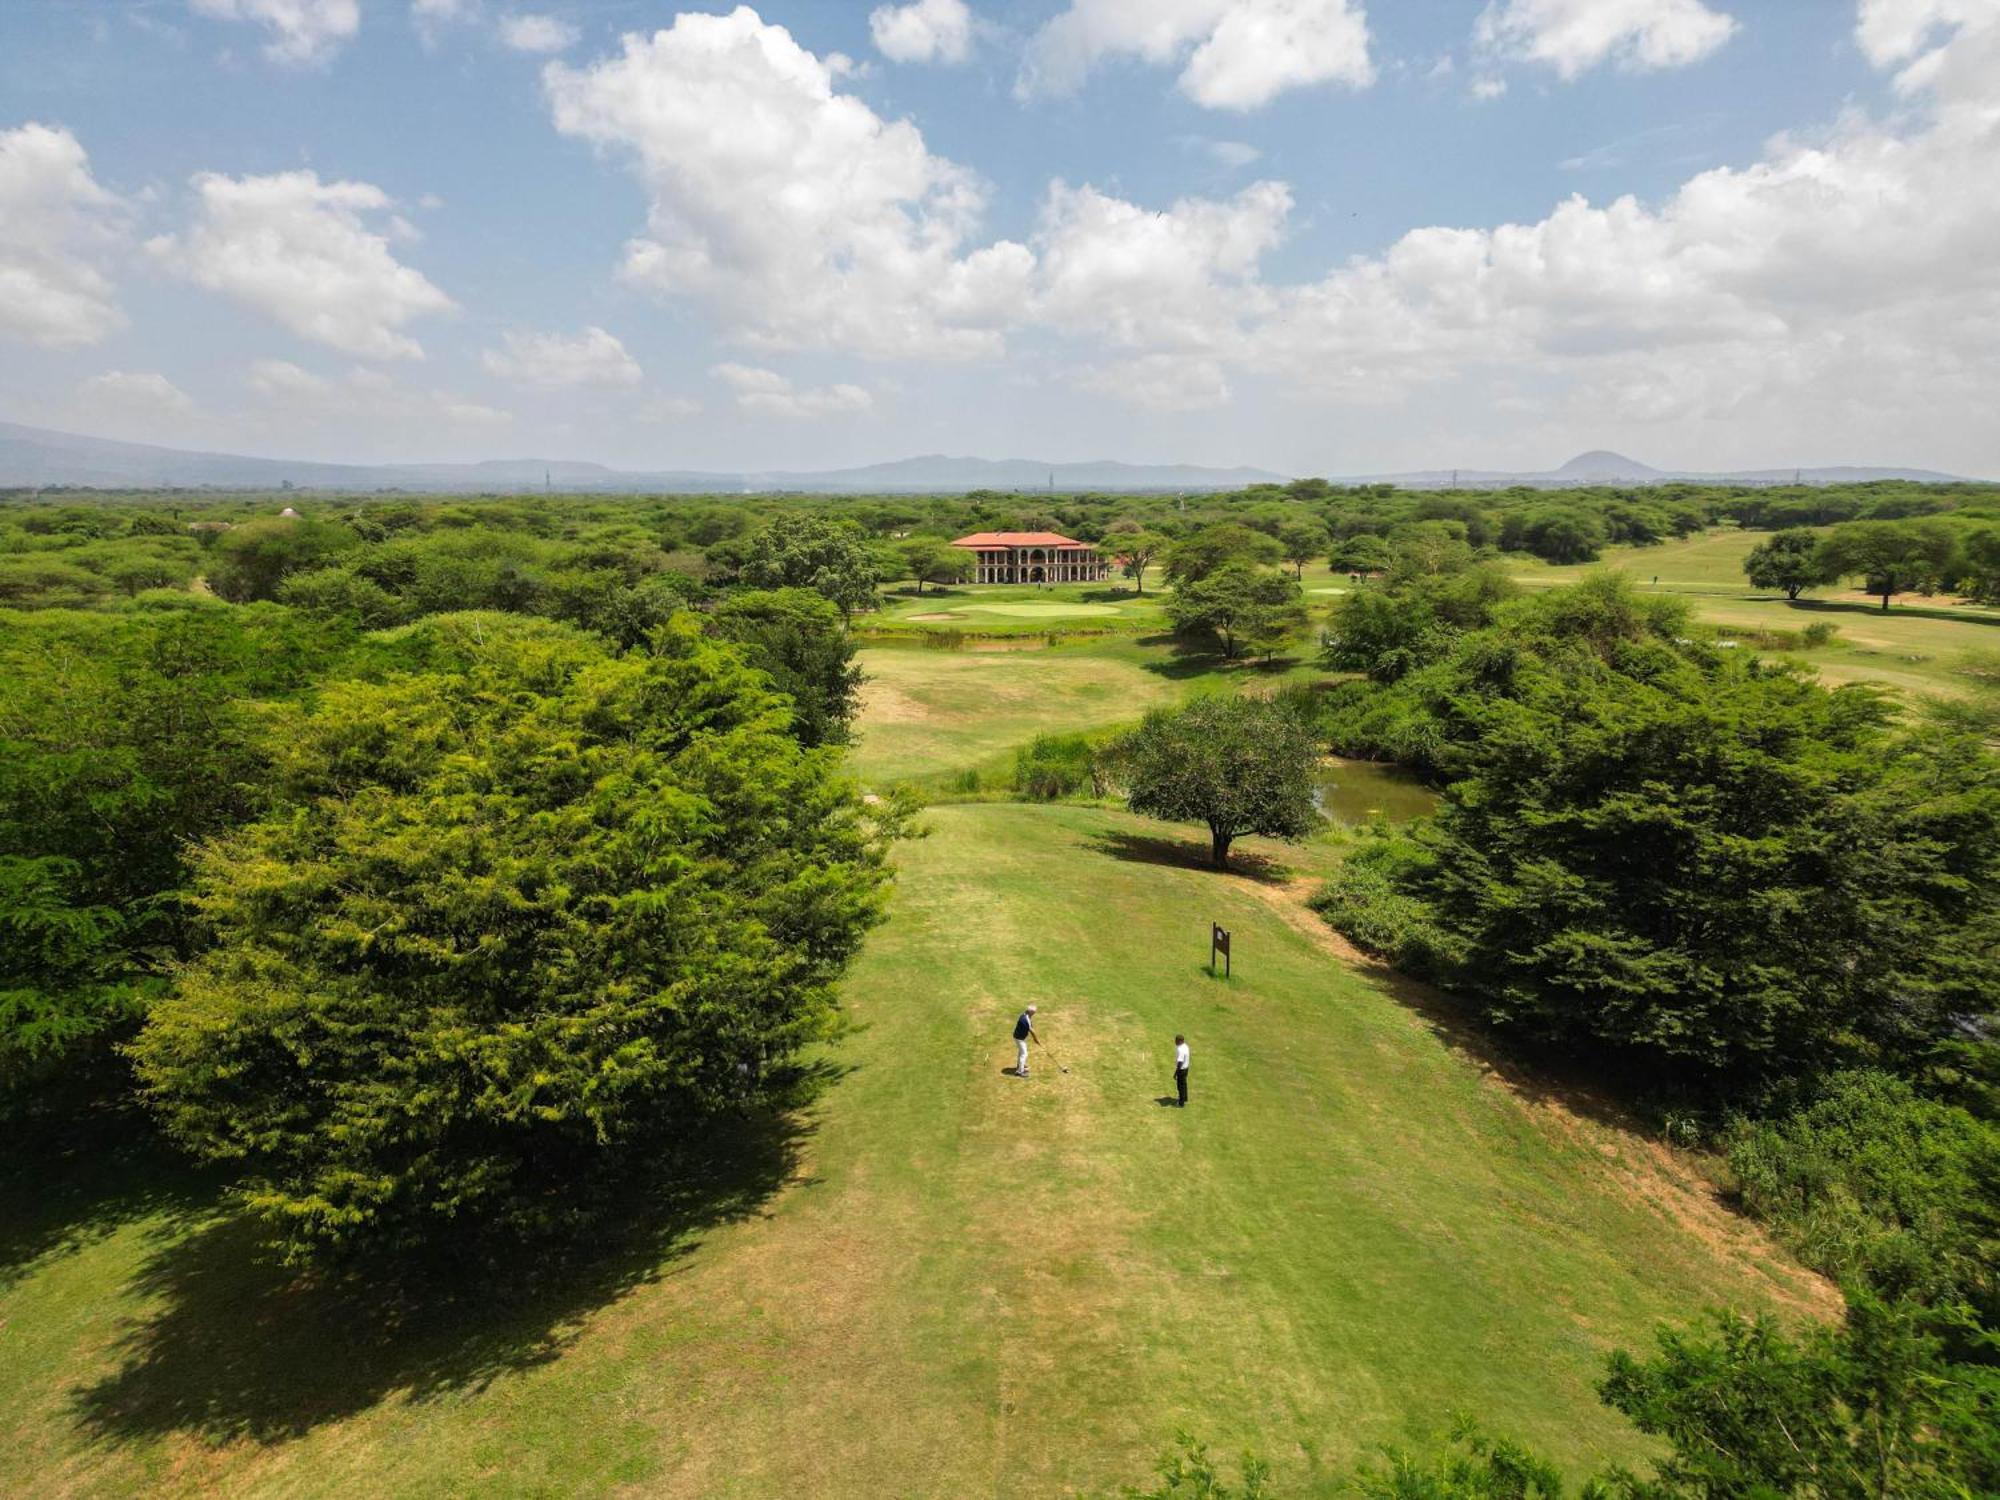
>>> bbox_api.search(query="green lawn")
[870,579,1171,638]
[0,804,1833,1499]
[1510,530,2000,698]
[849,636,1320,787]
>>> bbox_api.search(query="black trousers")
[1175,1066,1188,1106]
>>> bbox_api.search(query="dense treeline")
[0,497,913,1265]
[1290,526,2000,1494]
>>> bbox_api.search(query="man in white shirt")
[1174,1034,1190,1107]
[1013,1005,1039,1078]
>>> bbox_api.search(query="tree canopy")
[132,614,898,1257]
[1114,696,1320,869]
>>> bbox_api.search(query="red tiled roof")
[950,531,1091,549]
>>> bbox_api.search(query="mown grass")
[0,804,1835,1498]
[1510,529,2000,697]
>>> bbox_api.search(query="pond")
[1315,757,1439,825]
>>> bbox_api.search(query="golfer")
[1013,1004,1039,1077]
[1173,1034,1190,1107]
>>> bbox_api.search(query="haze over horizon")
[2,1,1997,477]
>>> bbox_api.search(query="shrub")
[1014,732,1099,800]
[1727,1070,1998,1316]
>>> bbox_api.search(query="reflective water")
[1315,758,1439,825]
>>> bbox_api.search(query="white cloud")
[545,7,1031,358]
[1475,0,1738,80]
[0,123,125,349]
[1470,75,1508,99]
[1020,0,1373,110]
[498,13,579,53]
[712,362,873,417]
[640,394,704,420]
[150,170,456,360]
[249,359,512,429]
[80,370,195,418]
[412,0,477,44]
[1178,136,1263,168]
[1034,179,1289,351]
[870,0,974,64]
[1079,354,1231,410]
[187,0,359,66]
[481,325,642,387]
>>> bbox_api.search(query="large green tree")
[1743,527,1827,600]
[133,614,898,1257]
[1316,578,2000,1084]
[1115,696,1320,868]
[1167,563,1308,660]
[1164,523,1283,586]
[898,537,974,595]
[710,586,865,748]
[1818,519,1960,611]
[740,513,879,619]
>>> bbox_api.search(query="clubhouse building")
[951,531,1111,585]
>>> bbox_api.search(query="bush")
[1014,732,1100,800]
[1727,1070,1998,1316]
[1310,833,1461,980]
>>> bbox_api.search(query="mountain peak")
[1553,450,1661,480]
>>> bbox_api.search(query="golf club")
[1043,1043,1069,1074]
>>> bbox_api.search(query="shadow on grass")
[68,1107,812,1448]
[1780,597,2000,629]
[1129,633,1305,680]
[0,1105,220,1292]
[1084,827,1294,887]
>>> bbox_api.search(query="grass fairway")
[0,805,1832,1499]
[1512,529,2000,697]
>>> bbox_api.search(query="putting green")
[954,602,1125,619]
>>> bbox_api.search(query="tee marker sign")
[1210,922,1231,979]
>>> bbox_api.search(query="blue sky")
[2,0,1997,476]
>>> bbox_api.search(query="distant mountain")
[1353,450,1969,489]
[0,423,1284,494]
[0,424,1974,494]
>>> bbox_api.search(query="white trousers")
[1017,1038,1030,1074]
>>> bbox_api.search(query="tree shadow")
[1782,597,2000,629]
[1330,945,1684,1142]
[1085,828,1294,887]
[0,1110,219,1292]
[68,1108,811,1448]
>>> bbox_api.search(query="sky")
[1,0,1997,477]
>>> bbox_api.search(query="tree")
[1331,534,1391,576]
[898,537,974,595]
[1743,527,1827,600]
[0,608,312,1118]
[1115,530,1168,595]
[1386,522,1476,584]
[1278,519,1331,581]
[1316,577,2000,1085]
[207,515,357,602]
[710,587,864,748]
[1599,1301,2000,1499]
[1164,523,1282,585]
[1167,563,1308,661]
[1114,696,1320,868]
[740,513,879,619]
[132,614,898,1258]
[1959,526,2000,606]
[1818,519,1960,611]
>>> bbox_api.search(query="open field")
[849,636,1326,786]
[868,580,1171,638]
[1512,529,2000,697]
[0,804,1835,1499]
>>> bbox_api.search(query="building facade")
[950,530,1110,584]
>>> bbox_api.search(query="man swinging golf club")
[1013,1004,1039,1078]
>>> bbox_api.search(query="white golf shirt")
[1175,1041,1190,1071]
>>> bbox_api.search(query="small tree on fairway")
[1743,527,1827,600]
[1115,530,1167,595]
[1331,534,1391,576]
[1278,519,1331,581]
[898,537,973,595]
[1115,696,1321,868]
[1168,564,1308,660]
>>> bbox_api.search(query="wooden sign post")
[1210,922,1231,979]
